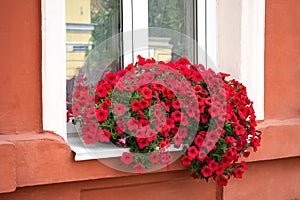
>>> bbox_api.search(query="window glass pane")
[148,0,196,62]
[66,0,121,81]
[66,0,121,101]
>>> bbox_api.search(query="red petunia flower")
[181,156,192,166]
[125,63,136,71]
[194,135,204,148]
[104,98,112,106]
[116,69,126,80]
[171,110,182,122]
[234,168,244,178]
[165,118,175,129]
[216,165,225,176]
[241,161,248,170]
[139,119,150,128]
[140,99,151,109]
[146,129,157,142]
[133,162,145,174]
[208,160,219,171]
[206,131,219,143]
[134,112,143,121]
[177,128,188,139]
[96,108,108,122]
[181,67,191,79]
[187,146,199,159]
[173,135,183,148]
[193,85,204,94]
[116,125,125,135]
[160,152,172,164]
[203,138,217,152]
[150,152,160,164]
[201,166,213,177]
[130,99,141,111]
[83,132,96,144]
[85,120,98,133]
[85,107,96,119]
[181,115,189,126]
[127,118,138,131]
[120,152,133,165]
[104,72,116,84]
[185,107,195,118]
[225,136,237,145]
[151,82,165,92]
[171,99,181,109]
[166,89,175,98]
[217,176,228,186]
[159,139,170,152]
[191,71,203,82]
[97,129,111,142]
[176,57,191,65]
[198,146,208,162]
[234,124,244,136]
[137,138,149,149]
[96,85,107,98]
[72,103,81,117]
[113,103,126,115]
[140,87,152,99]
[243,151,250,158]
[250,137,261,152]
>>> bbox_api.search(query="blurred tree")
[89,0,195,61]
[90,0,121,48]
[149,0,185,32]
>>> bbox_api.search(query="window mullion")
[132,0,149,63]
[197,0,206,67]
[122,0,134,66]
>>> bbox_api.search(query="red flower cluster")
[71,55,261,185]
[178,68,261,186]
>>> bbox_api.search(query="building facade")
[0,0,299,199]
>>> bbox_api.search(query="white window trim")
[42,0,67,140]
[240,0,265,120]
[122,0,149,65]
[42,0,264,160]
[216,0,265,120]
[197,0,217,68]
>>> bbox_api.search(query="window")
[42,0,264,160]
[65,0,205,80]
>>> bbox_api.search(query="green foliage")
[90,0,121,48]
[89,0,194,59]
[148,0,185,32]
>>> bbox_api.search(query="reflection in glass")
[148,0,196,62]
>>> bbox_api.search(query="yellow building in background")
[66,0,94,79]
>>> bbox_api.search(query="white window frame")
[42,0,264,160]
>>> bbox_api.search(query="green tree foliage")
[148,0,185,33]
[89,0,195,61]
[90,0,120,48]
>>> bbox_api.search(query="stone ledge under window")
[0,121,298,190]
[0,141,16,193]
